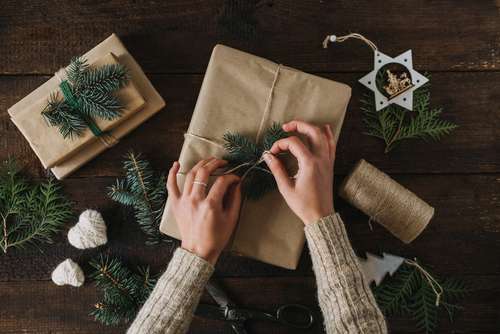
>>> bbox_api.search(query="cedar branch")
[385,118,404,153]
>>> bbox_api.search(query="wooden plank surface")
[0,275,497,334]
[1,0,499,333]
[2,71,499,176]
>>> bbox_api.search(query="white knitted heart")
[68,209,108,249]
[52,259,85,287]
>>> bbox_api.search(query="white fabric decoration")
[68,209,108,249]
[51,259,85,287]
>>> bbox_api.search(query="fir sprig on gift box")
[0,156,74,252]
[370,247,472,333]
[42,56,131,140]
[222,122,287,201]
[361,71,458,153]
[108,150,170,246]
[88,255,158,325]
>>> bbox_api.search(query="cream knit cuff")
[127,248,214,334]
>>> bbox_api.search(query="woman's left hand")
[167,157,242,265]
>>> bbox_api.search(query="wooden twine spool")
[339,159,434,243]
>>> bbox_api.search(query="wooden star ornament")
[359,50,429,111]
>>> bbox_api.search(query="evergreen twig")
[42,56,131,139]
[361,71,458,153]
[0,156,74,252]
[370,247,472,333]
[108,150,171,246]
[222,122,287,201]
[88,255,158,325]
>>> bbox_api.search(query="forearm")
[305,213,387,334]
[127,248,214,334]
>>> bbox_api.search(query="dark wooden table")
[1,1,499,333]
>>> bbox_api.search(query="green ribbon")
[59,81,108,138]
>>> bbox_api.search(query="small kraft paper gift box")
[8,34,165,180]
[160,45,351,269]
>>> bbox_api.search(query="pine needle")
[222,122,287,201]
[88,255,158,325]
[108,150,170,246]
[42,56,131,139]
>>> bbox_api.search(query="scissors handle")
[276,304,315,330]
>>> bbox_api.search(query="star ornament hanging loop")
[359,50,429,111]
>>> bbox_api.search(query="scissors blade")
[195,304,250,322]
[205,280,238,308]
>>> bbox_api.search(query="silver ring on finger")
[193,180,208,187]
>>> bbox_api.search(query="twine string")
[185,63,282,180]
[404,258,443,306]
[255,64,282,144]
[55,68,119,147]
[323,33,379,55]
[338,159,434,244]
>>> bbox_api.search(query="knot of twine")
[404,258,443,306]
[51,259,85,287]
[55,68,118,147]
[323,33,379,55]
[222,150,272,181]
[339,159,434,244]
[68,209,108,249]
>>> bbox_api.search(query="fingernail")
[264,153,273,164]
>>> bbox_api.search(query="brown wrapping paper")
[8,34,166,179]
[11,53,147,169]
[160,45,351,269]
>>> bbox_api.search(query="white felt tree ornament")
[68,209,108,249]
[52,259,85,287]
[357,252,405,286]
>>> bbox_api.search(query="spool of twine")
[339,159,434,243]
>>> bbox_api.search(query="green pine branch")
[222,122,287,201]
[370,247,472,333]
[108,150,170,246]
[0,156,74,252]
[88,255,158,325]
[42,56,131,140]
[361,70,458,153]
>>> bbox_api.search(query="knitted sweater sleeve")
[127,248,214,334]
[305,213,388,334]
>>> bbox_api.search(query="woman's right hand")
[263,120,336,226]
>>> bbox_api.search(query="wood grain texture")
[1,0,499,333]
[1,0,499,74]
[0,173,498,282]
[0,276,496,334]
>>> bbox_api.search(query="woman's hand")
[167,157,242,265]
[264,120,336,226]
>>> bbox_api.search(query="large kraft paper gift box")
[8,34,165,180]
[160,45,351,269]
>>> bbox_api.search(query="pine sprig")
[88,255,158,325]
[361,71,458,153]
[0,156,74,252]
[370,247,472,333]
[42,56,131,140]
[108,150,170,246]
[222,122,287,201]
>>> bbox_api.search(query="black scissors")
[194,280,315,333]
